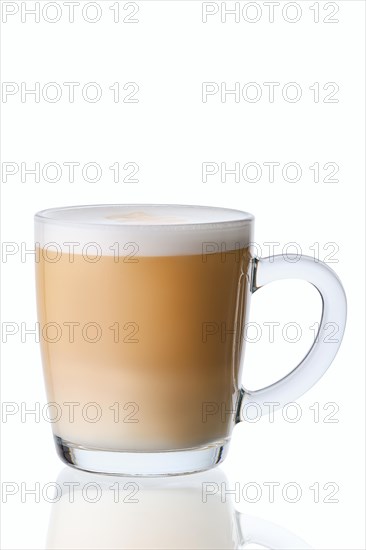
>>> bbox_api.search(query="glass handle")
[238,254,347,420]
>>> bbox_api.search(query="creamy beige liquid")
[35,205,253,452]
[35,204,253,451]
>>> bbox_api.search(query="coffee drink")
[35,205,253,452]
[35,204,347,475]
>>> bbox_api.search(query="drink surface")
[35,204,253,256]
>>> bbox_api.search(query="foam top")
[35,204,253,256]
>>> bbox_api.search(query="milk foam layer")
[35,204,253,256]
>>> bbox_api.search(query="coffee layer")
[36,247,251,451]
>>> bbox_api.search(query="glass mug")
[35,204,347,476]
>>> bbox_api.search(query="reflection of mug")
[47,468,311,550]
[35,204,346,475]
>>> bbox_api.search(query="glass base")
[54,436,229,476]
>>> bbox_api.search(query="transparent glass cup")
[35,204,347,476]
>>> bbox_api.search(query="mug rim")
[34,204,254,229]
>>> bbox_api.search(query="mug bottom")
[54,436,229,477]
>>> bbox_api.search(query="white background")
[1,1,365,549]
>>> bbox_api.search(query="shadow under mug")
[35,204,347,475]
